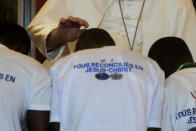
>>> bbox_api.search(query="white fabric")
[162,68,196,131]
[28,0,196,62]
[0,44,51,131]
[50,46,164,131]
[99,0,143,52]
[0,44,5,48]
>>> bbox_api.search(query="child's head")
[75,28,115,51]
[0,22,30,55]
[148,37,193,78]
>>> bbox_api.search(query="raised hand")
[46,16,89,51]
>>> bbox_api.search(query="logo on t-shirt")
[110,73,123,80]
[0,73,16,83]
[95,73,123,80]
[73,59,144,80]
[175,92,196,124]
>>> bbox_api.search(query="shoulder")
[49,52,78,76]
[2,48,48,76]
[164,68,195,104]
[51,48,96,70]
[166,68,194,86]
[128,51,165,80]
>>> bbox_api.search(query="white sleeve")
[27,67,52,111]
[28,0,70,61]
[49,64,65,123]
[28,23,66,62]
[50,80,62,122]
[161,99,173,131]
[148,70,165,128]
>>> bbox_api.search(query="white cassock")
[28,0,196,66]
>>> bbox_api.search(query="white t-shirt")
[50,46,164,131]
[0,44,51,131]
[162,68,196,131]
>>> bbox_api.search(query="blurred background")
[0,0,48,29]
[0,0,47,62]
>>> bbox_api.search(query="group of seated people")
[0,22,196,131]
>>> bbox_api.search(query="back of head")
[0,22,30,55]
[75,28,115,51]
[148,37,194,78]
[189,127,196,131]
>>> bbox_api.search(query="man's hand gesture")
[46,16,89,51]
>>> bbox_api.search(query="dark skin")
[50,122,60,131]
[193,0,196,10]
[46,16,89,51]
[27,110,50,131]
[148,128,161,131]
[9,44,30,55]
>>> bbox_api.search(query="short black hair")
[189,127,196,131]
[148,37,194,78]
[0,22,30,55]
[193,0,196,10]
[75,28,115,51]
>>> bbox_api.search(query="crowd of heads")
[0,22,195,79]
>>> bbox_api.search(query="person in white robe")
[28,0,196,68]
